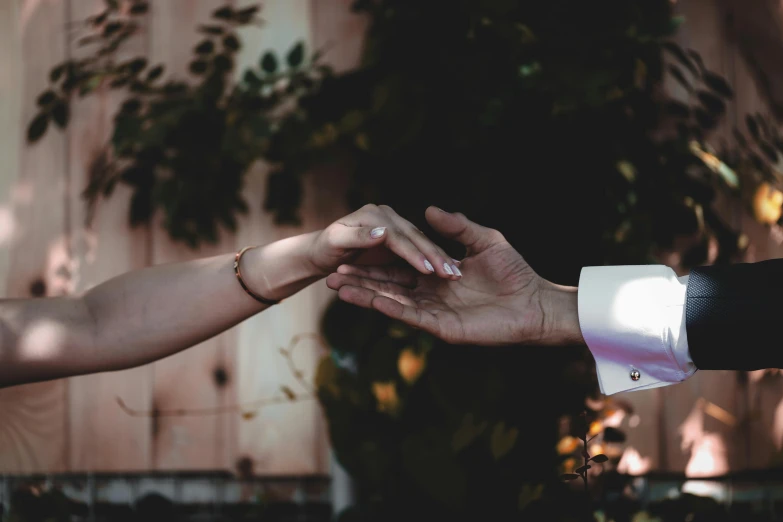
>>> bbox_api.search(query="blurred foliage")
[28,0,329,247]
[309,0,776,520]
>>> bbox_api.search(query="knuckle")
[378,204,393,213]
[489,229,506,243]
[360,203,379,213]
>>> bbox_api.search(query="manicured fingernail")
[452,258,461,265]
[443,263,454,275]
[424,260,435,272]
[370,227,386,238]
[452,264,462,276]
[435,207,448,213]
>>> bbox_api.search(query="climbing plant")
[28,0,327,247]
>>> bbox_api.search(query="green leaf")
[49,65,66,83]
[668,64,692,92]
[189,60,209,75]
[261,51,278,74]
[590,454,609,463]
[27,113,49,143]
[703,71,734,99]
[103,21,122,37]
[199,25,224,35]
[223,34,240,51]
[560,473,580,481]
[127,58,147,74]
[688,49,705,73]
[195,39,215,55]
[286,41,305,68]
[697,90,726,116]
[603,427,626,443]
[37,90,57,107]
[212,5,233,20]
[662,41,699,77]
[146,65,164,82]
[236,5,260,18]
[733,128,748,148]
[129,2,148,15]
[243,70,262,88]
[490,422,518,460]
[451,413,487,452]
[51,101,69,129]
[214,54,233,72]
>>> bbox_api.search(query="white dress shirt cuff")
[578,265,696,395]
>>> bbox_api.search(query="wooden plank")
[65,0,154,472]
[0,0,70,473]
[233,0,331,477]
[651,0,741,474]
[146,0,239,471]
[308,0,366,496]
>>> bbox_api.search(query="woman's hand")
[308,204,462,280]
[325,207,584,346]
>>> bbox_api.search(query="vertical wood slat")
[308,0,367,502]
[146,0,238,471]
[657,0,739,475]
[233,0,331,476]
[65,0,153,472]
[0,0,70,473]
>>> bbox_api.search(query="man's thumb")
[424,206,504,254]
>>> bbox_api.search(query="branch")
[115,332,326,418]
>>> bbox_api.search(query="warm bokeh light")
[753,182,783,225]
[617,447,651,476]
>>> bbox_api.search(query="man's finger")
[336,264,418,288]
[370,296,441,336]
[424,206,505,255]
[326,273,415,303]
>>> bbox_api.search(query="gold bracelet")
[234,246,281,306]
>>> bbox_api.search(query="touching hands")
[326,207,584,346]
[308,204,462,280]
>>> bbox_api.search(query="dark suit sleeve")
[686,259,783,370]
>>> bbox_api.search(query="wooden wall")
[618,0,783,476]
[0,0,364,474]
[3,0,783,478]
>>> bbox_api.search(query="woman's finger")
[325,224,388,250]
[336,264,418,288]
[379,205,460,279]
[380,227,443,276]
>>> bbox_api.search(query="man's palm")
[327,208,551,346]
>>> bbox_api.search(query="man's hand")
[326,207,585,346]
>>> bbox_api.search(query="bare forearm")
[0,232,321,387]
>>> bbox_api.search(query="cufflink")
[630,369,641,381]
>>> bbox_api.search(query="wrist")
[241,233,323,302]
[537,281,584,346]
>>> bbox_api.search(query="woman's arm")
[0,205,458,387]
